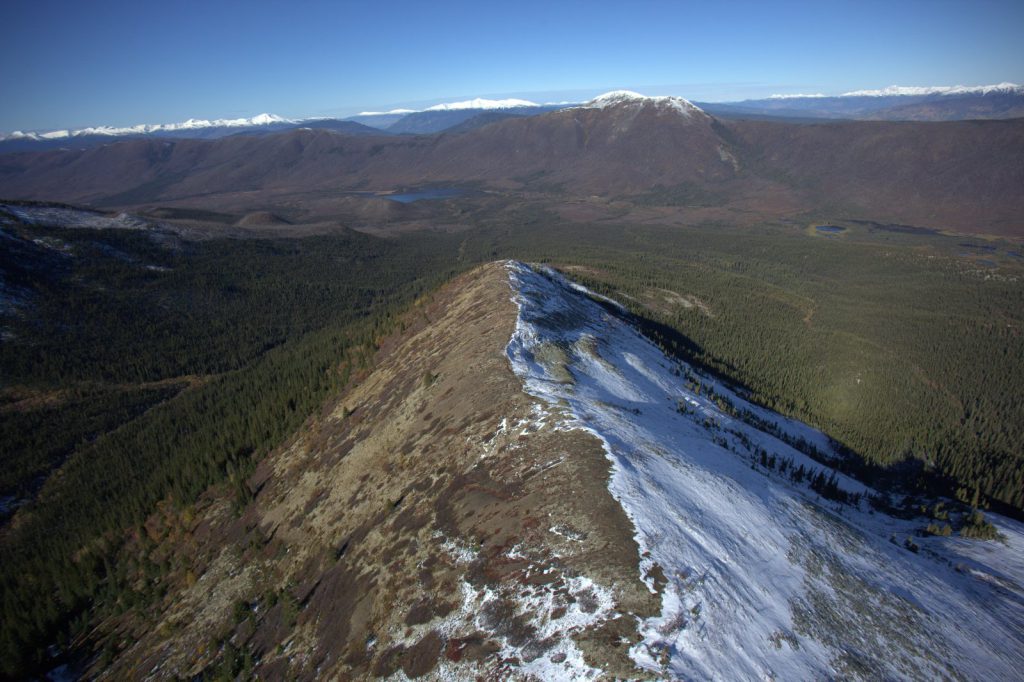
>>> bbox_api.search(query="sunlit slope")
[506,261,1024,680]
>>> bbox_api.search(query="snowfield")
[504,261,1024,681]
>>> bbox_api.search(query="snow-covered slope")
[580,90,704,117]
[505,261,1024,680]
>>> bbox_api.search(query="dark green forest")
[0,218,466,675]
[1,206,1022,676]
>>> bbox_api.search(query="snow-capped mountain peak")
[2,113,291,142]
[424,97,539,111]
[841,82,1022,97]
[354,108,417,116]
[353,98,539,118]
[581,90,704,117]
[766,82,1023,100]
[766,92,828,100]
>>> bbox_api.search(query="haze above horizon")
[2,0,1022,132]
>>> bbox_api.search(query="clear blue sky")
[2,0,1022,131]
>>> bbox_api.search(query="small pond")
[385,188,465,203]
[957,242,998,252]
[815,225,845,234]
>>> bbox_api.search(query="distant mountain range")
[344,97,577,134]
[0,115,385,153]
[2,90,1021,236]
[700,82,1024,121]
[382,105,571,135]
[3,85,1021,153]
[0,98,579,152]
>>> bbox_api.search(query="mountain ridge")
[77,260,1024,680]
[8,84,1020,143]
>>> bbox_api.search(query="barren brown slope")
[0,104,734,203]
[99,262,658,680]
[385,102,735,192]
[723,117,1024,234]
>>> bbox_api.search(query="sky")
[2,0,1023,132]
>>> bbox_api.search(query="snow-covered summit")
[354,97,539,118]
[3,113,291,142]
[425,97,539,111]
[580,90,704,117]
[354,108,418,116]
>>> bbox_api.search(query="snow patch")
[1,204,153,231]
[434,532,479,565]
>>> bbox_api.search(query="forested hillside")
[0,213,468,674]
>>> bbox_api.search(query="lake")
[815,225,845,234]
[385,188,465,203]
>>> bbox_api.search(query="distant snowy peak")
[842,82,1022,97]
[4,113,290,142]
[424,97,539,111]
[767,93,827,100]
[767,82,1023,99]
[355,98,539,118]
[581,90,704,117]
[355,108,418,117]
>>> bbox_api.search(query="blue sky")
[2,0,1022,131]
